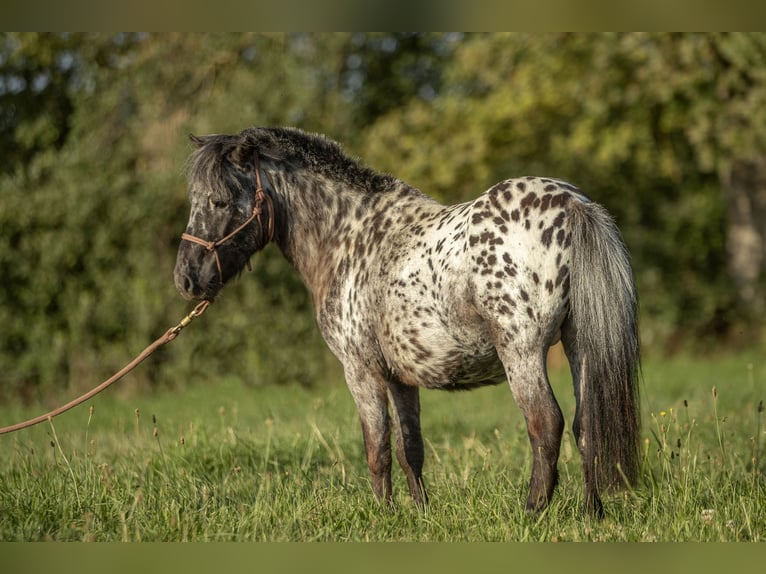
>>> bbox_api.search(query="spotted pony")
[174,127,640,516]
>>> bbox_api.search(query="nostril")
[175,269,198,297]
[183,274,195,294]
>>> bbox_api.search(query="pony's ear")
[227,136,286,172]
[189,134,209,148]
[240,129,286,163]
[229,141,255,171]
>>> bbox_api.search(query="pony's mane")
[244,127,400,193]
[186,127,399,199]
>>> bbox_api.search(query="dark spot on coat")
[520,192,537,209]
[541,227,554,248]
[550,193,571,208]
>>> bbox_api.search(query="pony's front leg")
[345,367,393,504]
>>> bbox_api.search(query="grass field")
[0,350,763,541]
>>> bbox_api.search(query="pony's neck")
[268,170,366,294]
[266,167,433,308]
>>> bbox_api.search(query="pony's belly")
[383,329,506,389]
[438,346,507,389]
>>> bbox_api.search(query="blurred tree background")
[1,33,764,401]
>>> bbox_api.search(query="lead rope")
[0,299,211,435]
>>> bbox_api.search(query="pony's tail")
[566,198,641,491]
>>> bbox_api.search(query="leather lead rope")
[0,299,211,435]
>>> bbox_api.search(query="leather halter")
[181,153,275,287]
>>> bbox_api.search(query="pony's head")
[173,133,275,301]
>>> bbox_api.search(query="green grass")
[0,351,763,541]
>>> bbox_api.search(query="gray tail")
[566,198,641,490]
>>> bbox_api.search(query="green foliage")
[1,33,765,397]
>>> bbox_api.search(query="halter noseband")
[181,152,275,288]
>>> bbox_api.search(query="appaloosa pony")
[174,127,640,516]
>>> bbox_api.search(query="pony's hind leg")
[501,347,564,513]
[387,381,428,507]
[345,367,393,504]
[562,330,604,517]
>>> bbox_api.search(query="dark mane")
[186,127,400,201]
[241,127,400,193]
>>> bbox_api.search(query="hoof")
[583,494,604,519]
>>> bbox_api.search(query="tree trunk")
[722,157,766,317]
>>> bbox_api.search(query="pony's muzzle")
[174,267,202,301]
[174,250,220,301]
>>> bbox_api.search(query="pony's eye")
[211,199,229,209]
